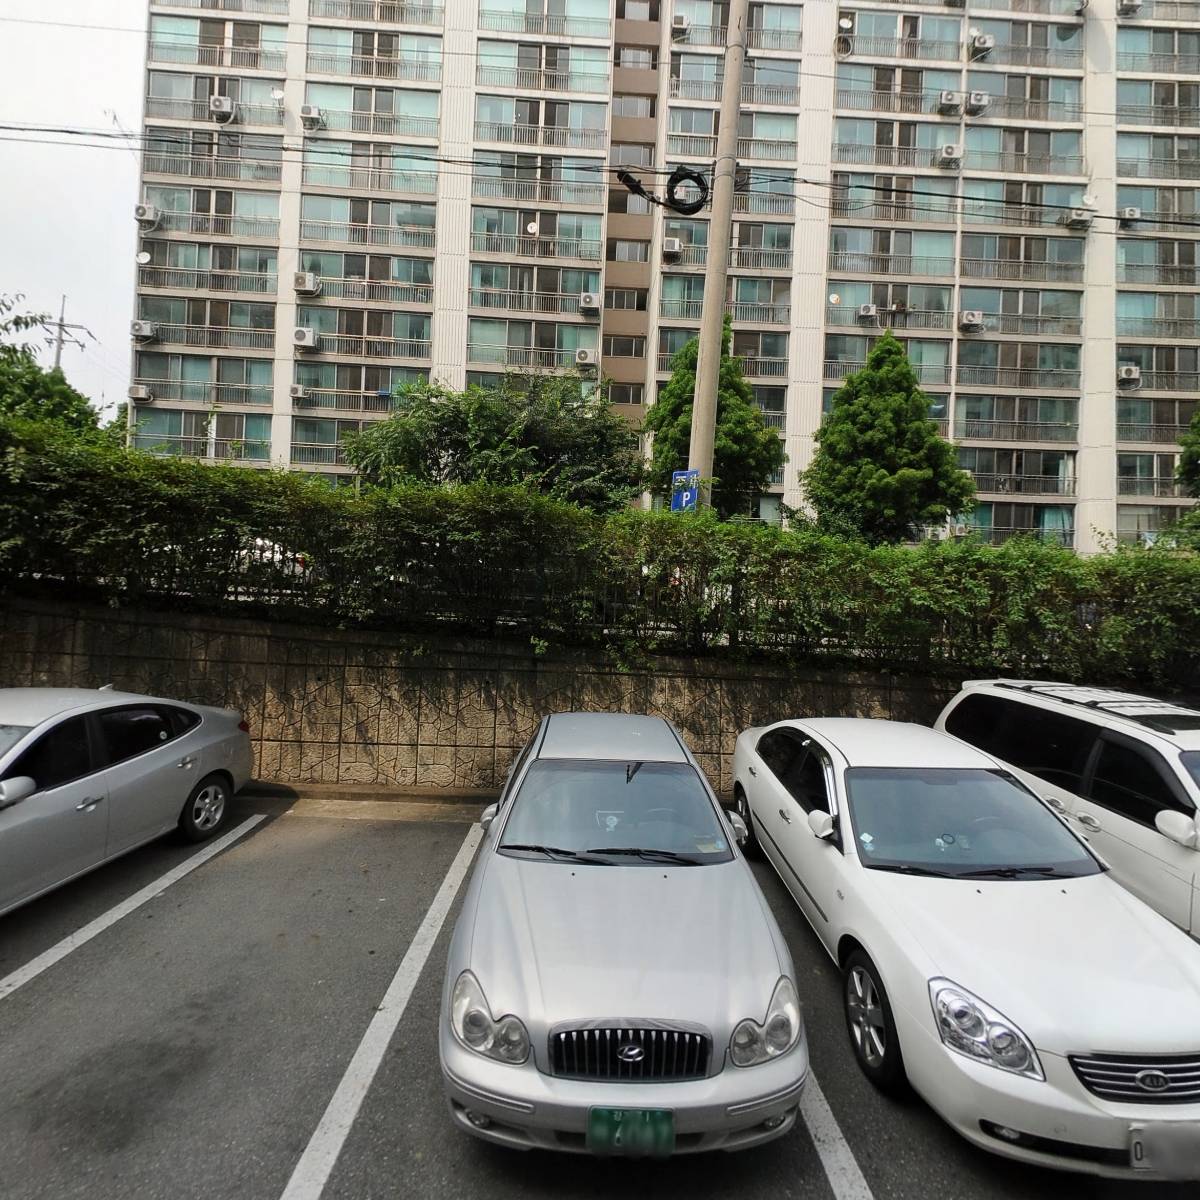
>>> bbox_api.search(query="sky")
[0,1,146,416]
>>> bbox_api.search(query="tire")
[842,950,908,1096]
[733,786,763,860]
[179,773,231,843]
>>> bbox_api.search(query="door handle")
[778,808,792,824]
[1077,813,1102,832]
[75,796,103,812]
[177,756,196,769]
[748,766,757,777]
[1043,795,1066,812]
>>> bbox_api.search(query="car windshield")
[1181,752,1200,790]
[844,767,1101,879]
[0,724,31,759]
[498,759,733,865]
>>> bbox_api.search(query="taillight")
[238,719,251,734]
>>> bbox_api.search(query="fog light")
[992,1125,1022,1142]
[465,1110,492,1130]
[762,1114,786,1130]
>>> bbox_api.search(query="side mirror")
[0,776,36,809]
[728,810,749,846]
[479,803,499,833]
[1155,809,1199,850]
[808,810,835,841]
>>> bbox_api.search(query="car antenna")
[98,683,115,691]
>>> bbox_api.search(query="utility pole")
[46,295,90,371]
[687,0,751,505]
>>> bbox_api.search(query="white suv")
[935,680,1200,938]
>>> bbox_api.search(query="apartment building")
[131,0,1200,549]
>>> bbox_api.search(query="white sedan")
[0,688,253,918]
[733,717,1200,1181]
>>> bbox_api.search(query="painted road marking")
[280,823,484,1200]
[0,814,267,1002]
[803,1071,875,1200]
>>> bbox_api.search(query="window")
[614,46,657,69]
[778,747,832,815]
[609,189,651,214]
[164,706,202,738]
[609,382,645,405]
[617,0,659,16]
[605,287,647,310]
[9,717,92,793]
[96,707,176,766]
[602,335,646,357]
[607,238,649,262]
[611,142,653,166]
[1087,738,1192,827]
[612,94,655,119]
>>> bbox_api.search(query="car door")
[0,715,108,913]
[95,705,195,856]
[1074,732,1196,931]
[748,728,802,874]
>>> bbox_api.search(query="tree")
[802,331,974,545]
[642,317,786,518]
[1177,405,1200,499]
[341,374,642,514]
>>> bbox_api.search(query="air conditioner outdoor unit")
[938,143,963,166]
[130,320,158,342]
[294,271,322,296]
[127,384,154,403]
[293,327,319,350]
[971,33,996,55]
[299,104,324,130]
[1065,208,1093,229]
[662,237,683,259]
[134,203,161,229]
[953,524,970,537]
[671,13,689,37]
[1118,0,1142,13]
[289,384,310,401]
[209,95,237,122]
[1119,205,1142,227]
[959,310,985,331]
[575,348,599,368]
[925,527,945,542]
[937,90,963,114]
[1118,364,1142,384]
[857,303,878,320]
[578,291,600,314]
[965,91,990,114]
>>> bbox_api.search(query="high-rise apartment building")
[132,0,1199,551]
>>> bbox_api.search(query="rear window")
[161,706,201,737]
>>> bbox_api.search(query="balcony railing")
[148,323,276,349]
[667,132,718,157]
[982,95,1085,123]
[738,136,797,161]
[965,150,1086,176]
[966,524,1075,547]
[299,219,436,248]
[1132,370,1200,390]
[732,191,796,215]
[1116,316,1200,337]
[470,175,606,206]
[475,64,608,94]
[832,143,952,169]
[984,43,1084,67]
[962,201,1061,228]
[317,108,439,137]
[154,210,281,239]
[845,35,961,60]
[956,365,1081,389]
[955,419,1078,442]
[660,299,790,323]
[746,27,802,50]
[164,0,288,11]
[476,10,611,38]
[756,409,786,430]
[1118,156,1200,180]
[130,378,274,406]
[825,305,954,330]
[827,250,955,276]
[831,198,956,225]
[311,334,430,358]
[147,41,287,71]
[291,443,347,466]
[657,352,681,372]
[1117,51,1200,74]
[1121,208,1200,231]
[1117,422,1189,442]
[1119,105,1200,129]
[739,356,789,378]
[1136,0,1200,15]
[318,277,433,304]
[959,257,1084,282]
[826,359,950,384]
[292,389,399,412]
[143,153,282,182]
[302,163,438,193]
[135,435,271,461]
[975,313,1083,336]
[308,0,444,23]
[1118,475,1183,497]
[1117,262,1200,284]
[835,88,940,115]
[143,96,285,125]
[730,247,793,270]
[742,81,801,106]
[137,265,277,293]
[469,231,602,260]
[972,472,1076,496]
[305,51,442,81]
[970,0,1083,11]
[670,77,722,102]
[473,121,607,150]
[466,344,585,369]
[468,289,589,315]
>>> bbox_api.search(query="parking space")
[0,799,1193,1200]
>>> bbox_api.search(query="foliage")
[1178,404,1200,499]
[341,374,642,515]
[802,332,975,545]
[642,317,786,518]
[1,416,1198,693]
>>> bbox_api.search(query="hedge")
[1,418,1197,691]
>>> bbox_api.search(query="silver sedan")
[439,711,809,1157]
[0,688,253,917]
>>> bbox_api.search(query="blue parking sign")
[670,470,700,512]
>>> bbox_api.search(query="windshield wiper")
[955,866,1078,880]
[585,846,704,865]
[865,863,961,878]
[501,843,609,864]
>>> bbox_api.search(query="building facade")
[132,0,1200,550]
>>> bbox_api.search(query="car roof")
[0,687,150,727]
[787,718,998,770]
[538,712,688,763]
[961,679,1200,749]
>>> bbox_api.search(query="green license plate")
[587,1108,676,1157]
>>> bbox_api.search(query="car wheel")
[733,786,763,860]
[179,773,230,843]
[843,950,907,1095]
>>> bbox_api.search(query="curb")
[241,781,498,806]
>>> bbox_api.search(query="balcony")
[826,360,950,384]
[473,121,607,150]
[955,419,1078,442]
[741,81,802,106]
[154,210,281,239]
[746,27,802,50]
[1118,475,1183,497]
[982,96,1084,123]
[134,435,271,461]
[1131,370,1200,391]
[738,136,797,161]
[965,524,1075,547]
[974,313,1083,336]
[1116,316,1200,337]
[309,333,431,358]
[1114,208,1197,232]
[1136,0,1200,15]
[292,389,400,413]
[1117,421,1189,442]
[962,201,1061,228]
[162,0,288,10]
[1117,262,1200,284]
[970,0,1083,11]
[137,265,277,294]
[731,247,793,270]
[143,153,282,183]
[468,289,591,315]
[143,96,285,125]
[660,299,790,323]
[304,51,442,82]
[756,409,786,430]
[147,41,287,71]
[844,36,962,61]
[672,24,725,46]
[466,345,585,369]
[667,132,718,157]
[832,143,953,169]
[470,175,605,206]
[825,305,953,330]
[299,219,436,248]
[316,277,432,304]
[1117,157,1200,180]
[959,257,1084,282]
[315,111,436,141]
[147,323,275,350]
[1119,105,1200,129]
[739,356,789,378]
[827,250,955,276]
[964,150,1086,176]
[308,0,444,23]
[972,473,1076,496]
[475,10,611,38]
[956,365,1080,389]
[1117,51,1200,74]
[670,78,722,102]
[302,163,438,194]
[835,88,940,115]
[831,198,956,225]
[657,352,681,372]
[732,191,795,215]
[469,231,602,261]
[129,378,274,406]
[291,443,347,466]
[475,64,609,94]
[984,43,1084,68]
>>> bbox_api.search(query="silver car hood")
[462,853,787,1052]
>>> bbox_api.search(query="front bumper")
[439,1023,808,1155]
[897,1007,1200,1180]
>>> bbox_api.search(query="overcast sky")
[0,1,146,415]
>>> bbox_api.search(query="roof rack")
[991,680,1200,729]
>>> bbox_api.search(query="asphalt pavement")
[0,794,1192,1200]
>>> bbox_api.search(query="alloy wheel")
[846,966,887,1068]
[192,784,227,832]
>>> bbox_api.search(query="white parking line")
[280,823,484,1200]
[0,814,267,1003]
[802,1072,875,1200]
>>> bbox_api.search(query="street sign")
[670,470,700,512]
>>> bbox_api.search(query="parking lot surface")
[0,795,1192,1200]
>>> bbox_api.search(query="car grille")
[1070,1053,1200,1104]
[549,1026,712,1082]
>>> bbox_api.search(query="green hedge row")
[2,418,1197,690]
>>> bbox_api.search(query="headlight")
[730,976,802,1067]
[928,978,1043,1081]
[450,970,530,1064]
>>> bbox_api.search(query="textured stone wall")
[0,597,958,795]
